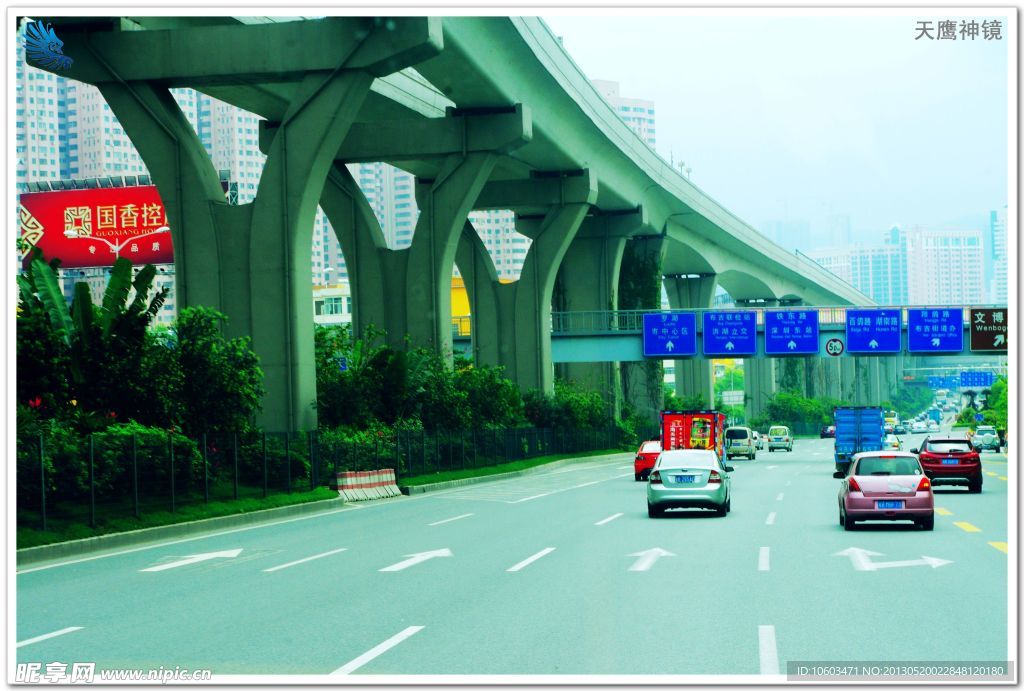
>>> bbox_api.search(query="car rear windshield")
[659,452,717,469]
[855,457,922,476]
[925,441,972,453]
[976,427,996,433]
[725,429,749,439]
[640,442,661,453]
[769,427,787,436]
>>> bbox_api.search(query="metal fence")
[17,424,649,533]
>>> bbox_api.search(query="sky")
[542,12,1010,251]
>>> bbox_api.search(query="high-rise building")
[989,206,1007,304]
[807,227,907,306]
[591,79,656,148]
[903,226,985,305]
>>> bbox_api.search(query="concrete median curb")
[17,496,348,568]
[400,452,631,495]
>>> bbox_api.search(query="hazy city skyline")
[543,12,1010,251]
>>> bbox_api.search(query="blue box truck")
[833,406,884,475]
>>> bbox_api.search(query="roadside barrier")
[333,469,401,502]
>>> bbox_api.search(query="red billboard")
[19,185,175,268]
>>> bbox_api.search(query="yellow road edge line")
[988,542,1008,554]
[935,508,953,516]
[998,476,1008,481]
[953,521,981,533]
[985,471,998,476]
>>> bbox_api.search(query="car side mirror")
[723,465,735,473]
[833,471,845,479]
[911,448,919,454]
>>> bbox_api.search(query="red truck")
[661,410,728,461]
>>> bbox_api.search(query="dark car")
[820,425,836,438]
[894,424,907,435]
[913,436,982,493]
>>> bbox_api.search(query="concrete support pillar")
[865,357,883,405]
[822,357,843,400]
[320,163,394,342]
[554,215,632,415]
[840,356,857,402]
[454,172,597,395]
[619,236,667,422]
[744,356,777,422]
[101,72,373,431]
[664,274,717,407]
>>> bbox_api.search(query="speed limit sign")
[825,338,845,356]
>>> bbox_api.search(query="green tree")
[169,306,265,436]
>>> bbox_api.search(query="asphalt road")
[16,434,1012,679]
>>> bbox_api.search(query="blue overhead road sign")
[846,309,901,353]
[702,311,756,356]
[907,308,964,353]
[960,371,994,388]
[764,310,819,355]
[642,312,697,358]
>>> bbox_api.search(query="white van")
[725,426,756,460]
[767,425,793,452]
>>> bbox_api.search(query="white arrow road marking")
[379,548,452,572]
[628,547,675,572]
[833,547,951,571]
[140,549,242,572]
[758,547,770,572]
[759,625,779,674]
[17,627,83,648]
[595,513,623,526]
[785,481,792,487]
[507,548,556,572]
[765,512,777,525]
[331,626,424,674]
[428,513,473,526]
[776,492,784,501]
[263,547,348,573]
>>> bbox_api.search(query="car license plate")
[876,500,904,509]
[772,437,782,441]
[732,440,743,446]
[942,459,958,465]
[674,475,695,484]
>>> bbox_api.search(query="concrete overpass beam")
[665,273,718,407]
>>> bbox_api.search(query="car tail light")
[650,470,662,484]
[966,454,980,464]
[917,477,932,492]
[708,470,722,484]
[848,476,862,492]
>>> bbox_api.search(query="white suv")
[972,426,1001,451]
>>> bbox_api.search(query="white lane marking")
[776,493,784,501]
[785,481,792,487]
[617,465,633,470]
[510,493,551,504]
[379,548,452,572]
[18,505,363,574]
[766,512,777,525]
[758,547,770,572]
[17,627,83,648]
[759,625,780,675]
[140,548,242,572]
[427,513,473,526]
[628,547,675,571]
[332,626,424,674]
[766,465,778,470]
[595,513,623,526]
[507,547,556,572]
[263,547,349,573]
[571,480,602,489]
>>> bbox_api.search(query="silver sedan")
[647,449,734,518]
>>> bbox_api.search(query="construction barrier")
[333,469,401,502]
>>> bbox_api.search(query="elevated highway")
[29,16,871,429]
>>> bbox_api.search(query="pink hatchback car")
[834,451,934,531]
